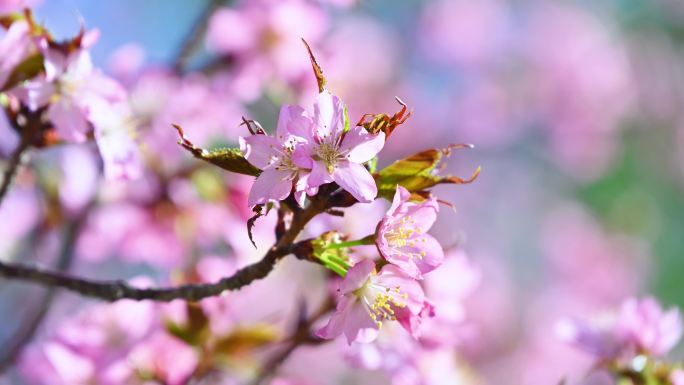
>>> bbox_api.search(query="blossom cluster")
[0,11,141,179]
[1,1,684,385]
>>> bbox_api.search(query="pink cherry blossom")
[19,45,126,142]
[376,186,444,279]
[617,297,683,356]
[316,259,426,344]
[240,104,314,206]
[558,297,683,360]
[294,91,385,203]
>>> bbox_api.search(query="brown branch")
[0,205,91,373]
[172,0,227,74]
[0,194,328,303]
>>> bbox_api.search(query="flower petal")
[239,134,282,169]
[316,295,354,340]
[307,160,334,188]
[313,90,343,139]
[276,104,313,140]
[247,169,292,206]
[333,162,377,203]
[343,297,380,345]
[48,100,90,142]
[340,259,374,294]
[341,126,385,164]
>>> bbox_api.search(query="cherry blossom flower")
[316,259,426,344]
[618,297,683,356]
[557,297,683,360]
[294,91,385,203]
[19,43,126,142]
[240,104,314,206]
[376,186,444,279]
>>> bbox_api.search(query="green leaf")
[0,53,43,92]
[376,144,480,200]
[173,124,260,177]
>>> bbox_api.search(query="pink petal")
[276,104,313,139]
[15,80,55,110]
[313,91,343,138]
[388,185,411,215]
[307,160,334,188]
[292,144,314,169]
[44,49,67,82]
[48,100,90,142]
[82,72,127,103]
[247,168,293,206]
[341,126,385,163]
[239,134,282,169]
[316,295,355,340]
[332,161,377,203]
[339,259,374,294]
[404,198,439,231]
[406,233,445,277]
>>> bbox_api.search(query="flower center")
[357,280,408,328]
[316,142,340,173]
[383,216,428,260]
[270,144,298,176]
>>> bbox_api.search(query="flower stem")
[326,235,375,250]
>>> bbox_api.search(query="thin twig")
[0,204,91,373]
[172,0,226,74]
[0,194,329,302]
[0,113,40,207]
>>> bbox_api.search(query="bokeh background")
[2,0,684,384]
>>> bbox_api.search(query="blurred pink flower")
[20,45,126,142]
[317,259,426,344]
[558,297,682,360]
[524,3,634,179]
[671,369,684,385]
[555,316,624,360]
[239,104,314,206]
[420,0,510,68]
[618,297,683,356]
[127,332,198,385]
[420,250,481,348]
[376,186,444,279]
[293,91,384,203]
[206,0,327,100]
